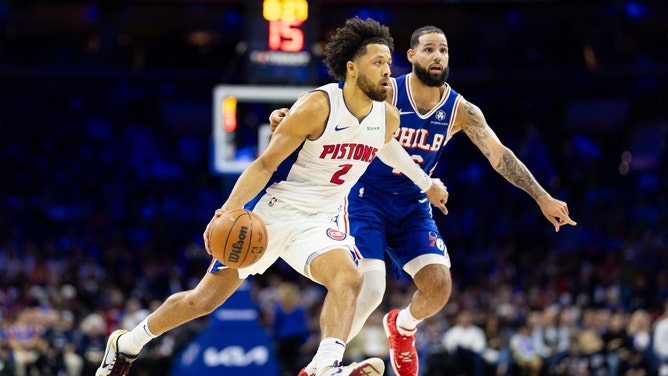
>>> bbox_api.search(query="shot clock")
[264,0,308,52]
[244,0,318,85]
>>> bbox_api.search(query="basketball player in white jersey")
[272,25,577,376]
[95,17,449,376]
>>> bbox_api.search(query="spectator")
[620,309,655,375]
[532,306,571,373]
[345,310,389,364]
[73,313,107,375]
[654,300,668,376]
[577,329,609,375]
[33,340,65,376]
[553,329,608,376]
[416,316,449,375]
[601,311,630,376]
[42,310,83,376]
[270,281,310,376]
[483,313,511,376]
[0,338,15,376]
[442,310,488,376]
[120,298,150,331]
[6,310,43,376]
[509,324,543,376]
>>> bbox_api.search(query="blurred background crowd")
[1,0,667,375]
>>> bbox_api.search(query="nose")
[383,65,391,77]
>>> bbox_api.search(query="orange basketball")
[208,209,268,269]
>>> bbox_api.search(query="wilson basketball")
[208,209,268,269]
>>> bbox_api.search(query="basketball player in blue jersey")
[272,25,576,376]
[95,18,449,376]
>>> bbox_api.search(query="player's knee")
[432,269,452,299]
[360,275,386,306]
[331,267,363,295]
[416,265,452,302]
[360,283,384,306]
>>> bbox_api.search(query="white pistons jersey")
[262,82,388,215]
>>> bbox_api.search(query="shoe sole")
[348,357,385,376]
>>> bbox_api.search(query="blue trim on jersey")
[244,141,304,211]
[272,142,303,184]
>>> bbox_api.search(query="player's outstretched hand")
[538,196,577,232]
[269,108,289,131]
[203,209,225,255]
[426,178,449,215]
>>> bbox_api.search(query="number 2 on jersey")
[331,164,352,185]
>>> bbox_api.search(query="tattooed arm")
[452,99,577,231]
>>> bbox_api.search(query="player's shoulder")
[455,95,475,112]
[292,88,330,116]
[384,103,400,134]
[444,82,463,99]
[385,102,400,118]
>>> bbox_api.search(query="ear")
[346,60,357,78]
[407,49,415,63]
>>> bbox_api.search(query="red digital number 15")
[268,20,304,52]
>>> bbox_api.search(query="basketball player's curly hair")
[323,17,394,81]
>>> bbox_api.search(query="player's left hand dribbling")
[203,209,225,255]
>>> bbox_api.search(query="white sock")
[118,317,158,355]
[396,305,421,335]
[315,337,346,373]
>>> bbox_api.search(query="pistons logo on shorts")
[326,228,347,241]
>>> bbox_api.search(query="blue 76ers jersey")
[356,73,462,196]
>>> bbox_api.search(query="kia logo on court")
[203,346,269,367]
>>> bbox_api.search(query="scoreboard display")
[264,0,308,52]
[245,0,317,85]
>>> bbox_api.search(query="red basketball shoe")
[383,309,418,376]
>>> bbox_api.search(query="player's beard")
[357,72,388,102]
[413,61,449,87]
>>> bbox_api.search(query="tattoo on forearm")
[462,101,545,200]
[462,102,492,158]
[496,152,545,200]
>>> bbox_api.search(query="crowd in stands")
[1,1,667,375]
